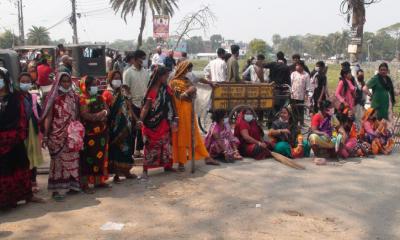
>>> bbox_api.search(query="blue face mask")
[244,114,254,122]
[19,83,32,92]
[89,86,98,96]
[0,79,5,89]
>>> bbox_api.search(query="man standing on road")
[204,48,227,83]
[123,50,149,158]
[164,50,176,71]
[151,46,165,67]
[289,54,310,74]
[227,45,241,82]
[290,60,311,127]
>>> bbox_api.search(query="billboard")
[153,15,170,40]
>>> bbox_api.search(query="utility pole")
[70,0,78,44]
[17,0,25,45]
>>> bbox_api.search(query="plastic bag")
[67,121,85,151]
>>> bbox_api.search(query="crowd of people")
[0,44,397,210]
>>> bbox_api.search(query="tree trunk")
[137,3,147,49]
[349,0,365,64]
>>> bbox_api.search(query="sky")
[0,0,399,44]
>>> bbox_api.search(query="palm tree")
[27,26,50,45]
[110,0,179,49]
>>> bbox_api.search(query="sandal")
[52,193,65,202]
[205,159,221,166]
[113,175,122,184]
[83,188,96,194]
[164,167,177,172]
[125,173,138,179]
[178,164,186,172]
[32,182,40,193]
[134,152,144,158]
[30,196,46,204]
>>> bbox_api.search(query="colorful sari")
[360,108,394,155]
[309,112,337,157]
[142,83,175,170]
[79,80,109,186]
[205,122,240,159]
[0,88,32,208]
[107,88,135,176]
[169,61,210,164]
[43,73,80,193]
[234,113,272,160]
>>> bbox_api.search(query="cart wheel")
[228,105,257,126]
[198,108,212,134]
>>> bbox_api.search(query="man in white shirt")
[123,50,150,158]
[290,60,311,127]
[151,46,165,67]
[204,48,227,83]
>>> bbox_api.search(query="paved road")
[1,154,400,240]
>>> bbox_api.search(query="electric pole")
[70,0,78,44]
[17,0,25,45]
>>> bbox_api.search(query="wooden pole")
[191,97,196,173]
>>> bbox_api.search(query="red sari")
[234,113,272,160]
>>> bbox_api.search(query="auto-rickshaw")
[65,44,107,90]
[13,45,57,70]
[0,49,21,86]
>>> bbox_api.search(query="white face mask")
[244,114,254,122]
[223,117,229,124]
[315,67,320,72]
[185,72,197,82]
[111,79,122,88]
[89,86,98,96]
[19,83,32,92]
[59,86,71,93]
[0,79,5,89]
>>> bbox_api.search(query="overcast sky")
[0,0,399,44]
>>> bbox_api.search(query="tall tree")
[27,26,50,45]
[110,0,178,49]
[0,30,17,48]
[248,39,268,56]
[340,0,381,63]
[210,34,223,51]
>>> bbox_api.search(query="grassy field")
[191,59,377,93]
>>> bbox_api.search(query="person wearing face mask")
[79,76,110,193]
[234,109,272,160]
[309,100,340,158]
[268,106,311,158]
[103,70,138,183]
[18,73,44,195]
[41,72,81,202]
[170,61,220,171]
[359,108,394,155]
[336,108,370,158]
[204,110,242,163]
[139,66,179,179]
[310,61,329,114]
[0,68,42,209]
[123,50,149,158]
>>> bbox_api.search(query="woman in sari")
[18,73,44,193]
[268,106,310,158]
[336,108,370,158]
[309,100,338,158]
[204,110,242,163]
[363,63,396,123]
[79,76,110,193]
[0,68,37,209]
[360,108,394,155]
[140,66,177,178]
[335,68,356,111]
[103,70,137,183]
[42,72,80,201]
[169,61,219,171]
[234,109,272,160]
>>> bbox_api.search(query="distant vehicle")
[65,44,107,90]
[0,49,20,84]
[13,45,57,70]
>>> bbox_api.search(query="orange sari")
[169,61,209,164]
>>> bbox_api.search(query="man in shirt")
[204,48,227,83]
[242,54,267,83]
[113,54,126,72]
[177,52,188,65]
[289,53,310,74]
[58,55,72,75]
[37,58,53,86]
[164,50,176,71]
[151,46,165,67]
[227,45,241,82]
[123,50,149,158]
[290,60,311,127]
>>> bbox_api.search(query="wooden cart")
[198,83,275,133]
